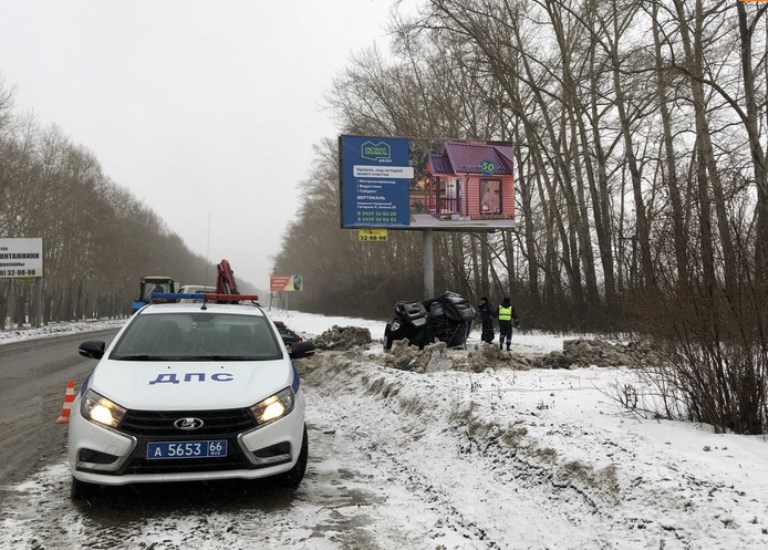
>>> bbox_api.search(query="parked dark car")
[274,321,315,356]
[383,291,476,351]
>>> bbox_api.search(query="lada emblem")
[174,417,204,430]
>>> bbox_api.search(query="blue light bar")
[151,292,206,300]
[149,292,260,302]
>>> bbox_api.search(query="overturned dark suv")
[383,291,476,352]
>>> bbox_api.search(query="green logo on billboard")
[479,160,496,176]
[361,141,391,162]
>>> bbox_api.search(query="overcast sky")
[0,0,411,291]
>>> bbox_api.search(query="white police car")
[68,297,309,498]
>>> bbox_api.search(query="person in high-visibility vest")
[497,297,519,351]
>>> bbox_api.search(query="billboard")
[0,238,43,278]
[339,135,516,230]
[270,274,303,292]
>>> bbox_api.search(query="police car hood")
[88,359,294,411]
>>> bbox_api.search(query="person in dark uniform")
[497,297,519,351]
[477,297,495,344]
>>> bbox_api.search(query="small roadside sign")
[358,228,388,242]
[0,237,43,279]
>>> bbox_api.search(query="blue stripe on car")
[80,372,91,395]
[291,365,300,393]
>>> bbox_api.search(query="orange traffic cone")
[55,379,76,424]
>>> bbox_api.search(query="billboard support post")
[34,277,43,328]
[423,229,434,300]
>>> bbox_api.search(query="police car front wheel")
[70,477,101,501]
[274,425,308,489]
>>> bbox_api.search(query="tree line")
[0,78,214,329]
[275,0,768,434]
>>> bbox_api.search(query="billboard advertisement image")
[270,274,303,292]
[339,135,516,230]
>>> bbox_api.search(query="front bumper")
[67,392,306,486]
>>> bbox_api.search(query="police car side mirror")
[289,341,316,359]
[79,340,106,360]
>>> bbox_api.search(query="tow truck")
[131,276,178,314]
[150,259,258,305]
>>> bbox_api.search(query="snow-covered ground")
[2,310,768,548]
[0,318,127,343]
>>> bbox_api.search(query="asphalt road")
[0,329,118,496]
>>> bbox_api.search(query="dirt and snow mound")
[464,343,534,371]
[313,325,372,350]
[538,338,663,369]
[381,340,455,373]
[380,339,536,373]
[376,337,661,372]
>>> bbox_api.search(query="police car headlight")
[81,390,126,429]
[250,388,295,426]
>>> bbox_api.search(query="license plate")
[147,440,228,459]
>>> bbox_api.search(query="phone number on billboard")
[356,211,398,223]
[0,269,38,277]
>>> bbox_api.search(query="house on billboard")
[418,141,515,222]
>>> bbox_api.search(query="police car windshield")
[111,312,283,361]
